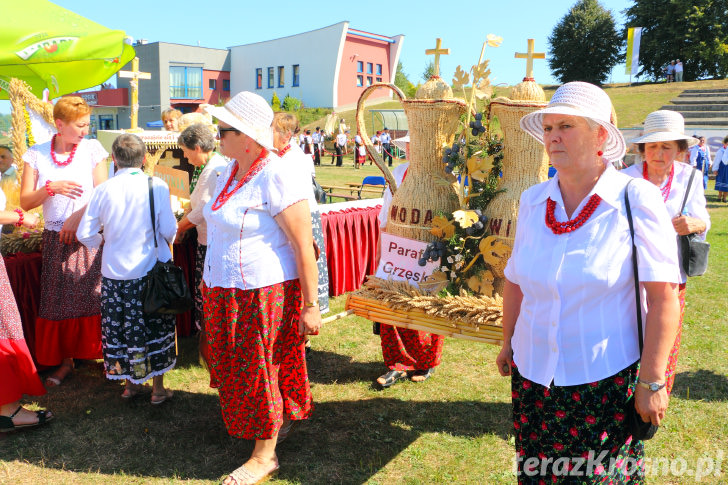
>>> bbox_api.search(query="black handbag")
[141,177,193,315]
[312,175,327,204]
[624,181,659,441]
[677,169,710,276]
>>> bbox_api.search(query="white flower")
[447,256,454,264]
[454,254,464,262]
[441,266,449,272]
[450,271,457,280]
[486,34,503,47]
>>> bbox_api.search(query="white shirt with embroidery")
[623,161,710,283]
[202,152,310,290]
[187,153,230,246]
[23,138,108,231]
[504,164,680,387]
[76,168,177,280]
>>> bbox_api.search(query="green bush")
[271,91,281,111]
[282,94,302,111]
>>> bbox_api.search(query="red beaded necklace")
[50,134,79,167]
[278,144,292,157]
[642,162,674,203]
[211,148,268,211]
[545,194,602,235]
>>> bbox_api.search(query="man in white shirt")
[380,127,393,166]
[312,127,322,165]
[334,131,347,167]
[675,60,684,82]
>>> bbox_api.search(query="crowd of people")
[0,79,717,483]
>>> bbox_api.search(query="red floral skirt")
[380,324,443,371]
[35,230,102,365]
[0,256,45,405]
[204,280,313,440]
[511,362,644,484]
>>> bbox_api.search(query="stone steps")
[661,88,728,127]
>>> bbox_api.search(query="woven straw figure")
[486,80,550,290]
[356,78,466,243]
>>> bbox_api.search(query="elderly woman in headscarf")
[623,110,710,395]
[203,92,320,485]
[495,82,680,484]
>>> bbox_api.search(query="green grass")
[2,188,726,484]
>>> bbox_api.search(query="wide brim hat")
[627,110,698,147]
[205,92,274,150]
[520,81,626,163]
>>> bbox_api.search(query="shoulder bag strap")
[680,168,696,215]
[148,176,158,250]
[623,179,643,355]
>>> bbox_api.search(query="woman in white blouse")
[623,110,710,395]
[20,96,108,386]
[495,82,680,484]
[77,134,178,403]
[176,123,229,331]
[204,92,320,485]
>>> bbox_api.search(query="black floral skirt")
[100,276,177,384]
[511,361,644,484]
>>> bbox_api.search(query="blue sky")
[3,0,638,113]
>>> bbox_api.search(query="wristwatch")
[637,379,666,392]
[303,301,319,308]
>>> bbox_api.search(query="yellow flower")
[486,34,503,48]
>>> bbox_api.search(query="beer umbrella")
[0,0,135,100]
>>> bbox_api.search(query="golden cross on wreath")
[425,38,450,77]
[118,57,152,132]
[514,39,545,80]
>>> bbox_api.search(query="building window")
[376,64,383,76]
[356,75,363,87]
[169,66,203,99]
[223,79,230,91]
[292,64,300,87]
[367,62,373,74]
[267,67,274,88]
[278,66,284,88]
[209,79,217,90]
[255,68,262,89]
[376,77,382,83]
[366,76,373,86]
[357,61,363,73]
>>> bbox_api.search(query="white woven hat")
[205,92,274,150]
[520,81,626,162]
[627,110,698,147]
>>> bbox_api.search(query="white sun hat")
[520,81,626,163]
[205,92,274,150]
[627,110,698,147]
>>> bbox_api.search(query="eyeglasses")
[217,126,241,138]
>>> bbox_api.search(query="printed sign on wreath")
[375,233,440,288]
[154,165,190,199]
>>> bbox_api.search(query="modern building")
[116,42,231,129]
[229,22,404,110]
[65,87,129,135]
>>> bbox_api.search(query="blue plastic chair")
[359,176,386,198]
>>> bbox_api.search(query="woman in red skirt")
[0,191,53,432]
[204,92,321,485]
[20,96,108,386]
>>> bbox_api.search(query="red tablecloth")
[321,204,381,297]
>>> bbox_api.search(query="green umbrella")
[0,0,135,100]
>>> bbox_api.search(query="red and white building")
[229,22,404,110]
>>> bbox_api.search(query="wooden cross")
[425,38,450,77]
[118,57,151,132]
[514,39,545,80]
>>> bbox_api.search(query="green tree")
[623,0,728,81]
[548,0,621,85]
[271,91,281,111]
[422,61,435,81]
[394,61,416,98]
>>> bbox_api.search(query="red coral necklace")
[545,194,602,235]
[211,148,268,211]
[50,134,79,167]
[278,144,291,157]
[642,162,674,203]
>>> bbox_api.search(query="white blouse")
[504,164,680,388]
[23,138,108,231]
[622,161,710,284]
[202,152,310,291]
[187,153,229,246]
[76,169,177,280]
[279,144,317,202]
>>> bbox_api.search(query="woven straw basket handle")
[355,83,405,194]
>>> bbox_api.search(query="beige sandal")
[226,462,279,485]
[150,388,173,405]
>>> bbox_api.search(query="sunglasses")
[217,126,241,137]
